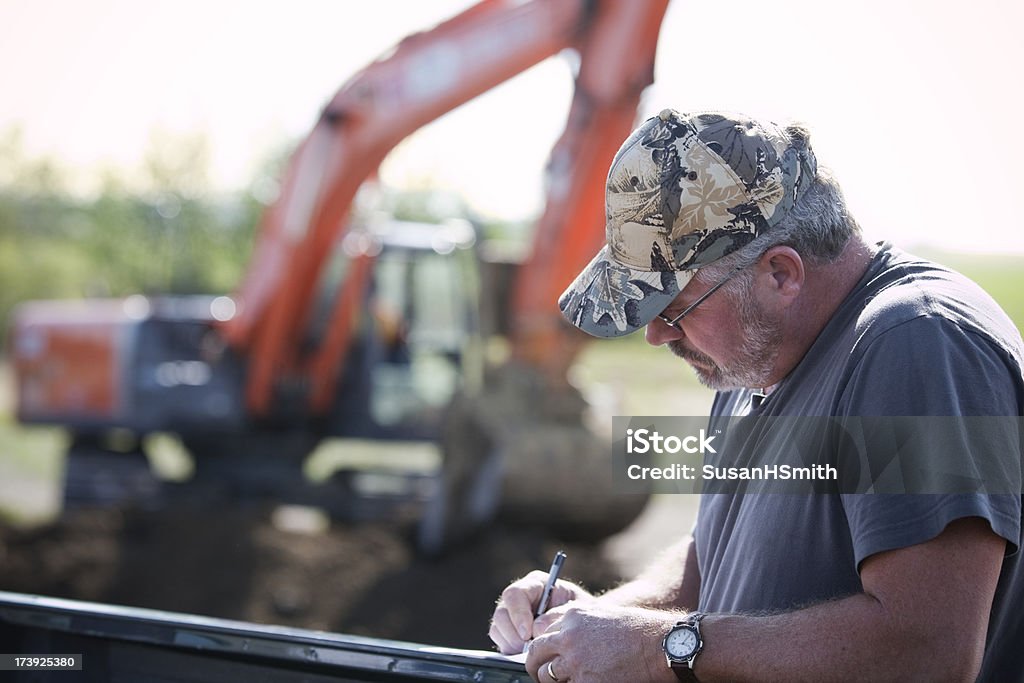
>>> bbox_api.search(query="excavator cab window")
[326,221,480,440]
[368,249,463,426]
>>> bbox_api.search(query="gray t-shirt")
[694,244,1024,681]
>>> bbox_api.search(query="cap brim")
[558,245,694,338]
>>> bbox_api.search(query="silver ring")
[546,660,562,682]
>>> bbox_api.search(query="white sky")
[1,0,1022,253]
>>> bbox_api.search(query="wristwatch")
[663,612,705,681]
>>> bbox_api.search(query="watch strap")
[671,666,699,683]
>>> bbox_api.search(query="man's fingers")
[492,570,589,657]
[552,581,584,607]
[487,622,515,654]
[499,572,547,639]
[532,605,567,638]
[489,606,523,654]
[500,598,535,640]
[523,631,561,681]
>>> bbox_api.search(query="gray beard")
[667,289,782,391]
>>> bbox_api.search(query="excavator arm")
[8,0,669,545]
[221,0,670,417]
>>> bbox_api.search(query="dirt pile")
[0,505,624,650]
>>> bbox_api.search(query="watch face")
[665,625,699,659]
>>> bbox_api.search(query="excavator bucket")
[418,363,649,554]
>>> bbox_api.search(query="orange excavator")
[10,0,669,549]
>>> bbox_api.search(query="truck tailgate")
[0,591,527,682]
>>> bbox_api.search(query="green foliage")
[0,126,508,349]
[0,128,264,343]
[380,187,465,223]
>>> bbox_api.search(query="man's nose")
[645,316,685,346]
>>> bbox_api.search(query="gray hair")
[697,123,861,285]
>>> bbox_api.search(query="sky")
[1,0,1022,253]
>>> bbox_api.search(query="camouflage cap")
[559,109,817,338]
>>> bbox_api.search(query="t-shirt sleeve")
[841,494,1020,567]
[839,316,1022,417]
[835,316,1023,565]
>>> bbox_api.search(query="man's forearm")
[599,536,699,612]
[520,590,971,683]
[695,593,980,683]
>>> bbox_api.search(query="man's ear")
[757,246,804,301]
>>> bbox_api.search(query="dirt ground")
[0,496,695,650]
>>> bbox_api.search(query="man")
[489,109,1024,682]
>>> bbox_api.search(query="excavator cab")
[324,219,482,442]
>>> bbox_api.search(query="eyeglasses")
[656,264,746,331]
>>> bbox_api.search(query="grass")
[571,336,715,418]
[0,415,65,479]
[0,414,64,524]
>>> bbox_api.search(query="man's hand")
[524,602,678,683]
[489,570,594,654]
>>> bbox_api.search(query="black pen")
[535,550,567,617]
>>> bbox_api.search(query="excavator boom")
[10,0,668,545]
[222,0,669,415]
